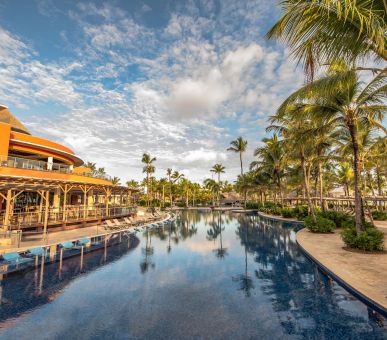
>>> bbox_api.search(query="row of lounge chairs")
[103,214,163,231]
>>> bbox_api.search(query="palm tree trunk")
[239,152,243,175]
[348,123,365,234]
[147,173,150,207]
[300,148,316,222]
[169,181,173,207]
[376,166,383,211]
[318,162,325,211]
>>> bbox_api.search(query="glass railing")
[1,156,71,173]
[0,156,112,182]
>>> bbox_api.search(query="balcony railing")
[0,205,136,229]
[0,156,111,181]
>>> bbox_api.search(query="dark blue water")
[0,211,385,339]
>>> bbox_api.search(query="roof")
[0,105,30,135]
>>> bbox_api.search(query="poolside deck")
[0,212,170,254]
[296,221,387,313]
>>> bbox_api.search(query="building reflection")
[0,235,139,324]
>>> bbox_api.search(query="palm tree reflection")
[233,217,254,297]
[207,212,228,259]
[140,228,155,273]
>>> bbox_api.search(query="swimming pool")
[0,211,385,339]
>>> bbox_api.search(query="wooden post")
[3,190,12,231]
[43,190,50,242]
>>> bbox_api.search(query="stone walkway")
[296,224,387,311]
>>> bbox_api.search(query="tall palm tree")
[267,0,386,79]
[166,168,173,206]
[211,163,226,205]
[278,63,386,234]
[252,134,286,204]
[141,153,156,206]
[228,137,248,175]
[211,163,226,183]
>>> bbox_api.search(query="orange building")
[0,105,135,244]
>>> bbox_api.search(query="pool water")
[0,211,385,339]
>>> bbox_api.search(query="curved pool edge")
[254,211,387,318]
[295,229,387,318]
[257,211,304,224]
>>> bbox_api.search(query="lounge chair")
[61,241,74,250]
[104,220,121,230]
[27,247,45,257]
[1,252,33,267]
[112,219,129,230]
[124,217,140,226]
[78,238,90,245]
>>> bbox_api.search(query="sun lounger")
[112,219,129,230]
[124,217,140,226]
[1,252,33,266]
[27,247,45,257]
[61,241,74,249]
[105,219,121,230]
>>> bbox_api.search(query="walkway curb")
[296,232,387,318]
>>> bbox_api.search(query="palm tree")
[278,63,386,234]
[84,161,97,175]
[111,176,121,186]
[252,134,286,204]
[141,153,156,206]
[211,164,226,205]
[228,137,248,175]
[166,168,173,206]
[96,167,106,178]
[126,180,139,188]
[158,178,168,208]
[170,170,184,206]
[267,0,386,79]
[337,163,353,196]
[211,164,226,183]
[204,178,220,206]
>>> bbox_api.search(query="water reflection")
[0,211,385,339]
[0,235,139,324]
[207,212,228,259]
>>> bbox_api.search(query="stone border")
[296,235,387,317]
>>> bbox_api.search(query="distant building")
[0,106,135,244]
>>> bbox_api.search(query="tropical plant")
[267,0,386,79]
[111,176,121,186]
[141,153,156,206]
[228,137,248,175]
[278,62,386,234]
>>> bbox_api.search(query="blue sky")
[0,0,304,183]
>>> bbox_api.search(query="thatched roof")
[0,105,30,135]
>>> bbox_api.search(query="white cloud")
[0,1,306,183]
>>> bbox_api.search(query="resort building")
[0,105,136,245]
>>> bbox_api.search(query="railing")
[1,156,71,173]
[0,205,136,229]
[0,156,112,181]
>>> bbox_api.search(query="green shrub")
[293,205,309,219]
[281,208,295,218]
[271,207,282,216]
[371,210,387,221]
[319,211,353,228]
[245,202,262,210]
[341,223,384,251]
[304,216,336,233]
